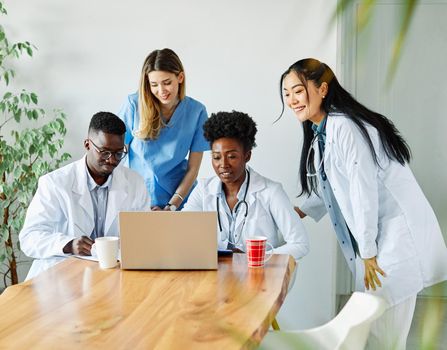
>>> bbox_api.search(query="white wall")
[3,0,338,328]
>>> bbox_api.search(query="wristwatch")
[166,203,177,211]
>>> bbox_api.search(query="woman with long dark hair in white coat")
[280,58,447,349]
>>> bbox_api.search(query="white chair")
[261,292,387,350]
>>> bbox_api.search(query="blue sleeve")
[117,94,137,146]
[190,106,210,152]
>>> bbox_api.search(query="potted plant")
[0,1,70,289]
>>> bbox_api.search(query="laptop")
[119,211,218,270]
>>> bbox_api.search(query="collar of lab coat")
[209,166,268,239]
[72,156,94,223]
[320,112,345,171]
[209,166,267,202]
[72,156,129,235]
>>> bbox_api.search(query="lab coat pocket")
[377,214,417,267]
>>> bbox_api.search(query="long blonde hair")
[136,48,186,140]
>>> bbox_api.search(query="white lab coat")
[19,157,150,280]
[183,167,309,260]
[301,113,447,305]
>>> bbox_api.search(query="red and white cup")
[246,236,273,267]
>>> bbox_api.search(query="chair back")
[330,292,387,350]
[261,292,387,350]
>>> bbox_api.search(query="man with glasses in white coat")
[20,112,150,280]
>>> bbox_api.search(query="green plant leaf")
[0,0,71,288]
[20,92,30,105]
[62,153,71,161]
[333,0,420,85]
[0,1,7,15]
[386,0,419,84]
[13,109,21,122]
[3,70,9,84]
[30,92,38,104]
[357,0,376,31]
[331,0,355,28]
[1,227,9,242]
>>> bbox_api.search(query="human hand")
[294,206,307,218]
[151,206,162,211]
[232,247,245,253]
[63,236,94,255]
[363,256,386,291]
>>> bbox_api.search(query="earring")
[322,95,326,99]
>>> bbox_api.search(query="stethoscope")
[307,114,330,180]
[306,132,326,178]
[216,169,250,245]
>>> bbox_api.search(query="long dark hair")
[279,58,411,196]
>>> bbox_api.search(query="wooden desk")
[0,254,295,349]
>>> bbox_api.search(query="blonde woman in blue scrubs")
[118,48,209,210]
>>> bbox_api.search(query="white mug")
[93,237,119,269]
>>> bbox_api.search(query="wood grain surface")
[0,254,295,349]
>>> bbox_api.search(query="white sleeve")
[338,123,379,259]
[182,181,205,211]
[133,174,151,211]
[19,176,75,259]
[269,184,310,259]
[300,189,327,222]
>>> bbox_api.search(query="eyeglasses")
[88,139,128,161]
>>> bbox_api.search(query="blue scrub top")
[118,93,210,207]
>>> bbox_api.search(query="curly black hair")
[88,112,126,136]
[203,111,257,151]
